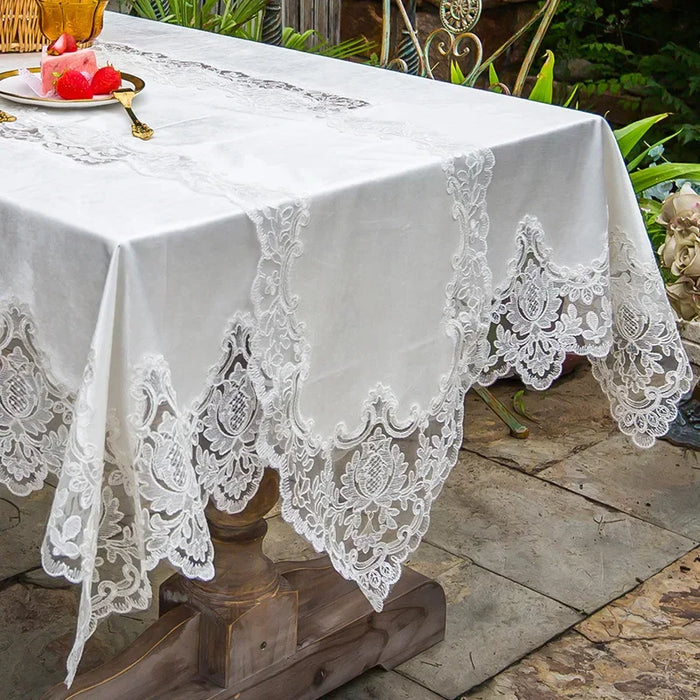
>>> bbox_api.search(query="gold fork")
[0,109,16,123]
[113,89,153,140]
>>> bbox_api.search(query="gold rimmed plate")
[0,67,144,109]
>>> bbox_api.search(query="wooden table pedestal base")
[44,470,446,700]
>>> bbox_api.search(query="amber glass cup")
[35,0,108,44]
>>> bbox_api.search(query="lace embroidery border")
[479,215,613,390]
[0,299,74,495]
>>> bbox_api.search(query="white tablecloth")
[0,12,691,684]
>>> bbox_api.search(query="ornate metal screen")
[380,0,560,97]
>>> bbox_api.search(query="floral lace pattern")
[41,352,101,586]
[590,227,693,447]
[0,115,292,209]
[0,301,73,495]
[61,413,153,685]
[131,359,214,578]
[480,216,612,390]
[36,316,269,683]
[312,384,463,608]
[193,321,268,514]
[97,41,369,115]
[472,218,691,447]
[250,152,494,609]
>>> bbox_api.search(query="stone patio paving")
[1,365,698,699]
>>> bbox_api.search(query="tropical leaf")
[512,390,538,422]
[488,62,499,87]
[216,0,267,38]
[451,60,467,85]
[486,62,507,94]
[132,0,269,39]
[281,27,373,60]
[562,82,580,108]
[638,197,662,218]
[315,36,374,60]
[281,27,318,51]
[613,113,669,159]
[131,0,170,22]
[630,163,700,195]
[528,50,555,104]
[625,129,683,172]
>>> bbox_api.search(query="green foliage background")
[540,0,700,161]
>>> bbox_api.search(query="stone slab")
[539,434,700,541]
[465,634,700,700]
[0,581,149,700]
[263,514,318,562]
[679,319,700,384]
[404,540,466,581]
[396,559,582,699]
[426,452,695,612]
[0,484,55,581]
[679,318,700,344]
[575,547,700,645]
[464,366,616,474]
[463,548,700,700]
[682,339,700,371]
[326,669,445,700]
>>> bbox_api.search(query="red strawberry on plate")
[55,70,93,100]
[47,33,78,56]
[91,66,122,95]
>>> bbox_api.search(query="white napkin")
[19,67,48,97]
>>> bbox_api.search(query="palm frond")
[281,27,373,60]
[131,0,266,38]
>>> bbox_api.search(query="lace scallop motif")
[40,314,270,684]
[590,227,692,447]
[480,215,612,390]
[0,301,73,495]
[477,217,691,448]
[249,151,495,609]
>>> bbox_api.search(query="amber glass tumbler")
[35,0,108,44]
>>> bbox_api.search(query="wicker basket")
[1,0,45,52]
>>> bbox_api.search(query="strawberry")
[55,70,93,100]
[46,33,78,56]
[91,66,122,95]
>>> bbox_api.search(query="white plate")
[0,67,144,108]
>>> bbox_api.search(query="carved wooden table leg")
[43,469,446,700]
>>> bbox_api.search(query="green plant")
[130,0,372,58]
[612,113,700,271]
[541,0,700,160]
[482,50,579,108]
[280,27,373,60]
[444,0,561,93]
[131,0,267,39]
[615,114,700,195]
[474,52,700,266]
[476,51,699,253]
